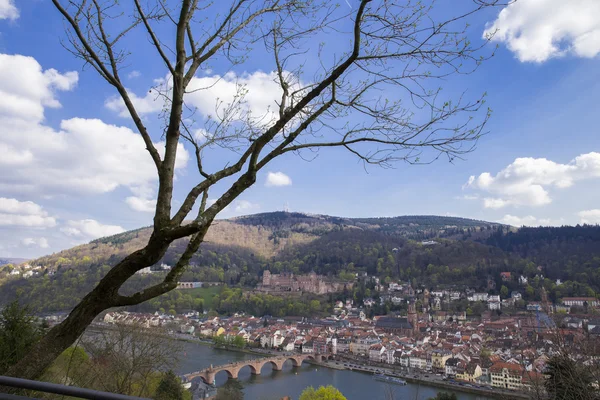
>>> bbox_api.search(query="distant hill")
[26,212,503,271]
[2,212,599,314]
[0,258,28,266]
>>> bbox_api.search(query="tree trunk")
[3,237,171,382]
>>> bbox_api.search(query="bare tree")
[80,323,181,397]
[7,0,501,380]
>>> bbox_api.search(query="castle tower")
[262,270,271,286]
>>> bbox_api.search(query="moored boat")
[373,374,407,385]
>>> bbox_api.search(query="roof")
[375,317,412,330]
[490,362,524,374]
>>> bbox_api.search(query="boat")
[373,374,407,385]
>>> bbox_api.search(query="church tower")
[408,300,418,337]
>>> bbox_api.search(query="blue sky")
[1,0,600,257]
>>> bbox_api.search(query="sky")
[1,0,600,258]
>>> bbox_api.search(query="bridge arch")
[237,364,259,376]
[258,359,284,373]
[215,368,238,380]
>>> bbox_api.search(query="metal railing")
[0,376,149,400]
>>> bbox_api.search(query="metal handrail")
[0,376,149,400]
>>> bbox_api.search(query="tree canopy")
[299,385,347,400]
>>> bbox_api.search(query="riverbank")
[185,341,530,400]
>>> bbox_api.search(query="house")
[471,293,488,302]
[445,358,459,378]
[179,324,195,334]
[364,298,376,307]
[519,275,528,285]
[9,269,20,276]
[313,338,328,354]
[488,295,500,302]
[488,301,501,311]
[393,350,404,365]
[369,343,386,362]
[588,319,600,332]
[490,362,524,390]
[409,352,427,370]
[511,291,522,300]
[432,350,452,372]
[563,317,583,329]
[350,336,381,356]
[456,362,482,382]
[281,337,295,352]
[500,272,511,282]
[302,341,314,354]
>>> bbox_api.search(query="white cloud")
[0,0,18,20]
[0,54,78,122]
[105,90,163,117]
[127,70,141,79]
[499,214,552,227]
[21,237,49,249]
[465,152,600,208]
[0,198,56,227]
[125,196,156,213]
[265,171,292,187]
[234,200,260,213]
[578,209,600,224]
[484,0,600,62]
[61,219,125,240]
[0,53,191,198]
[106,71,302,128]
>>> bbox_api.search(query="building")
[432,350,452,372]
[456,362,482,382]
[561,297,599,307]
[369,344,386,362]
[490,362,524,390]
[375,317,414,336]
[350,336,381,356]
[259,270,353,294]
[177,282,203,289]
[500,272,511,282]
[445,358,459,378]
[313,338,328,354]
[472,293,488,302]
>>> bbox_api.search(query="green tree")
[299,385,346,400]
[154,370,184,400]
[232,335,246,348]
[428,393,457,400]
[216,379,243,400]
[500,285,509,298]
[0,301,44,374]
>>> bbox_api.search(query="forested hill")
[482,225,600,292]
[2,212,600,313]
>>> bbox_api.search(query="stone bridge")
[184,353,331,384]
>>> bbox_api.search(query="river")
[175,341,490,400]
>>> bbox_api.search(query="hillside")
[21,213,503,272]
[482,225,600,295]
[2,212,599,314]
